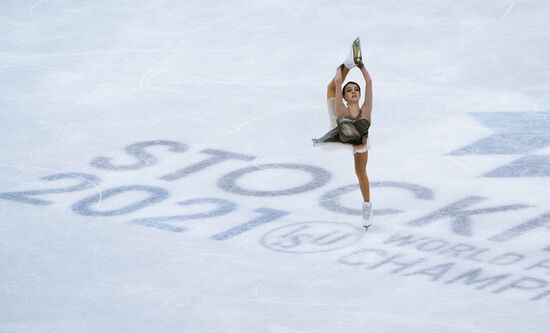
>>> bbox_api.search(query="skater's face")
[343,83,361,103]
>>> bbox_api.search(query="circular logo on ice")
[261,221,363,253]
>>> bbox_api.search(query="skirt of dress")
[313,117,371,153]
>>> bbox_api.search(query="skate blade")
[353,38,362,64]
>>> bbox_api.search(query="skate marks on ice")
[1,138,549,248]
[2,138,550,303]
[138,48,322,95]
[0,139,328,241]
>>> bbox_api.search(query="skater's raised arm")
[334,66,347,116]
[359,64,373,120]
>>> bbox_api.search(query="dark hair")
[342,81,361,95]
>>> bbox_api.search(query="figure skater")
[313,37,373,231]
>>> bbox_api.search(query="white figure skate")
[343,37,363,69]
[362,201,372,231]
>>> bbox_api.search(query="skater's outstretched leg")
[327,65,350,99]
[327,37,362,99]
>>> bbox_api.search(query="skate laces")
[362,203,372,219]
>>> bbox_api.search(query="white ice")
[2,1,550,332]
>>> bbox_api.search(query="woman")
[313,37,373,230]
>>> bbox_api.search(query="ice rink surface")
[2,1,550,332]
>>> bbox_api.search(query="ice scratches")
[231,109,283,134]
[247,292,358,308]
[443,147,482,177]
[66,172,102,204]
[73,185,168,217]
[74,172,103,205]
[0,165,104,205]
[0,56,64,71]
[138,47,280,94]
[28,0,88,18]
[343,311,482,333]
[28,0,45,18]
[247,285,481,333]
[138,51,182,91]
[499,0,517,22]
[14,48,181,58]
[539,292,550,309]
[230,102,316,134]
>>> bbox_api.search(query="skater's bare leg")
[327,65,350,99]
[354,151,370,202]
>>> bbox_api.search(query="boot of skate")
[343,37,362,69]
[362,201,372,230]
